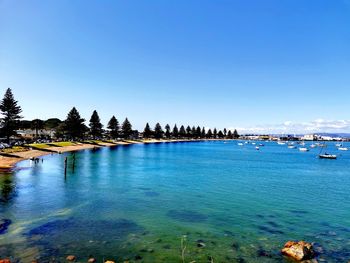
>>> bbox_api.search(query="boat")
[259,143,265,147]
[319,153,337,159]
[252,142,256,145]
[318,143,337,159]
[255,146,260,150]
[299,141,306,146]
[288,145,296,149]
[338,147,348,151]
[310,144,317,148]
[238,143,243,146]
[277,141,286,145]
[299,147,309,152]
[335,143,342,147]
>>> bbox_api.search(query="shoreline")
[0,139,233,171]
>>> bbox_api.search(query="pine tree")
[172,124,179,138]
[89,110,103,139]
[233,129,239,139]
[201,127,206,138]
[0,88,22,143]
[143,123,152,138]
[64,107,86,140]
[227,130,233,139]
[218,130,224,138]
[196,126,201,138]
[165,124,171,138]
[191,126,196,138]
[122,118,132,139]
[186,126,192,138]
[179,125,186,138]
[213,128,217,138]
[154,123,164,139]
[107,115,120,139]
[31,119,44,139]
[223,128,227,137]
[206,129,213,138]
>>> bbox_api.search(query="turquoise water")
[1,141,350,262]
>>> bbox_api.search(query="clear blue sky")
[1,0,349,133]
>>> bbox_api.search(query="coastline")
[0,139,232,171]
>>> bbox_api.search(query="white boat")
[238,143,243,146]
[277,141,286,145]
[310,144,317,148]
[338,147,348,151]
[299,141,305,146]
[335,143,342,147]
[319,143,337,159]
[252,142,256,145]
[299,147,309,152]
[288,145,296,149]
[319,153,337,159]
[255,146,260,150]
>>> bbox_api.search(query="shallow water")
[1,141,350,262]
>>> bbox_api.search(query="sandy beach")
[0,141,124,170]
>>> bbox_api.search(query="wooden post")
[64,157,67,178]
[72,153,76,173]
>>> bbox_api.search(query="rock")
[281,241,315,261]
[0,219,12,234]
[88,258,96,263]
[197,242,206,248]
[105,261,115,263]
[66,255,76,261]
[0,259,11,263]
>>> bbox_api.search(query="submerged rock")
[66,255,76,261]
[88,258,96,263]
[281,240,315,261]
[0,219,12,234]
[0,259,11,263]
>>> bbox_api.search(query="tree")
[172,124,179,138]
[122,118,132,139]
[179,125,186,138]
[223,128,227,137]
[143,123,152,138]
[0,88,22,142]
[64,107,86,140]
[196,126,201,138]
[165,124,171,138]
[218,130,224,138]
[201,127,206,138]
[186,126,192,138]
[89,110,103,139]
[44,118,62,129]
[233,129,239,139]
[31,119,44,138]
[191,126,196,138]
[19,120,31,129]
[107,115,120,139]
[206,129,212,138]
[227,130,233,139]
[213,128,217,138]
[154,123,164,139]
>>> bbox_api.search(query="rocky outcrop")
[281,241,315,261]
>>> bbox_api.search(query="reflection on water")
[0,141,350,262]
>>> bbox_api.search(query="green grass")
[1,146,28,153]
[49,141,76,147]
[27,143,50,149]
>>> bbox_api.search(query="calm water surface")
[0,141,350,262]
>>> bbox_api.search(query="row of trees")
[143,123,239,139]
[0,88,239,142]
